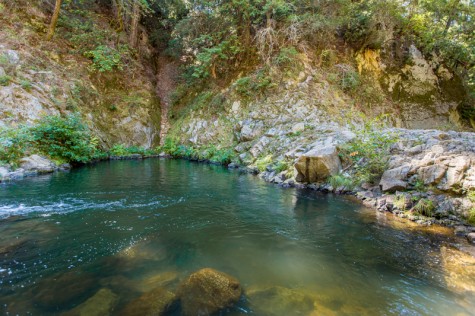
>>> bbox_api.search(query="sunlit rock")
[177,268,242,316]
[20,154,56,174]
[294,146,341,183]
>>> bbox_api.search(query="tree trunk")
[47,0,62,40]
[129,0,141,48]
[443,0,461,36]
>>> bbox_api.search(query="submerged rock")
[135,270,179,293]
[120,287,176,316]
[440,246,475,294]
[33,271,96,310]
[177,268,242,316]
[247,286,315,316]
[63,288,118,316]
[294,146,341,183]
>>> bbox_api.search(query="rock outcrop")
[294,146,341,183]
[378,129,475,193]
[177,268,242,316]
[20,155,56,174]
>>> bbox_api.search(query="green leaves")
[30,115,100,163]
[340,115,399,185]
[84,45,128,73]
[0,115,102,166]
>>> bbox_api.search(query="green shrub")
[340,69,360,92]
[274,161,288,173]
[30,114,99,163]
[0,115,100,166]
[110,144,128,156]
[328,174,354,190]
[274,46,299,69]
[0,75,12,86]
[468,190,475,224]
[256,155,273,172]
[0,126,34,167]
[234,70,274,98]
[20,79,33,91]
[160,137,179,156]
[210,148,234,164]
[85,45,128,73]
[393,194,408,211]
[413,198,436,217]
[340,115,398,185]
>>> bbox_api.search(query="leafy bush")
[273,161,288,173]
[274,46,299,70]
[110,144,158,156]
[234,70,274,98]
[340,116,398,185]
[20,79,33,91]
[340,69,360,92]
[0,75,12,86]
[393,194,408,211]
[256,155,273,172]
[210,148,234,164]
[328,174,354,190]
[85,45,127,73]
[0,126,34,167]
[30,115,99,163]
[413,199,436,217]
[110,144,128,156]
[0,115,100,166]
[161,137,179,156]
[468,190,475,224]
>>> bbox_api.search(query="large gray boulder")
[294,146,341,183]
[379,165,410,192]
[20,155,56,174]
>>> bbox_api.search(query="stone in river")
[120,287,177,316]
[177,268,242,316]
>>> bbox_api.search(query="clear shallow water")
[0,159,474,315]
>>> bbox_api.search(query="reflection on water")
[0,159,474,315]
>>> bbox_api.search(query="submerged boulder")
[64,288,118,316]
[20,155,56,174]
[120,287,176,316]
[33,271,96,309]
[177,268,242,316]
[294,146,341,183]
[247,286,315,316]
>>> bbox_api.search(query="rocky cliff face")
[164,50,474,225]
[0,7,160,148]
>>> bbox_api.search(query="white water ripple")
[0,195,185,219]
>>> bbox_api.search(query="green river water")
[0,159,474,315]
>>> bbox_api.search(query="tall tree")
[47,0,63,40]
